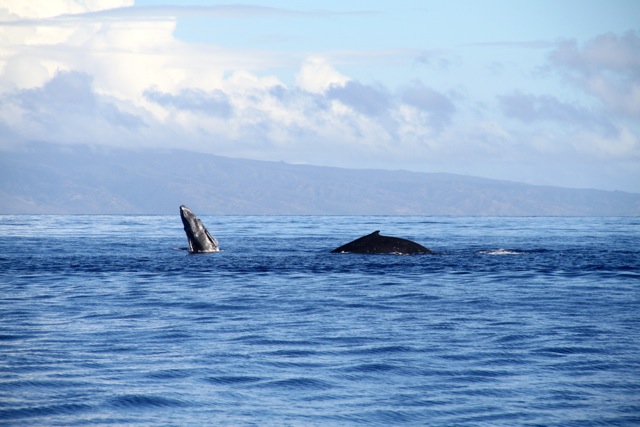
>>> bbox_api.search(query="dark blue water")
[1,215,639,426]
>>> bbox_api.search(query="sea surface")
[0,215,639,426]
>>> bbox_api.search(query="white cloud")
[0,0,171,94]
[550,31,640,119]
[2,70,147,147]
[498,91,617,136]
[0,1,638,191]
[578,125,639,158]
[0,0,132,20]
[0,1,305,108]
[295,57,350,93]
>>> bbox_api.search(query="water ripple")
[0,403,92,421]
[107,394,189,409]
[1,215,639,426]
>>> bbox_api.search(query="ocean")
[0,215,639,426]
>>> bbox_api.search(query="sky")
[0,0,639,192]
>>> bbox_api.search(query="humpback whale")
[179,205,219,253]
[332,230,433,255]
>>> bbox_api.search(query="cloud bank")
[0,0,638,192]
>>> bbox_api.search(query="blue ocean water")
[0,215,639,426]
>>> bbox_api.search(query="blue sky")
[1,0,639,191]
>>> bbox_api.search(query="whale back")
[331,230,432,255]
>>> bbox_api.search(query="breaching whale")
[331,230,433,255]
[179,205,219,253]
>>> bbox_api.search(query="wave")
[478,249,525,255]
[255,377,335,391]
[2,215,639,427]
[107,394,189,409]
[0,403,92,421]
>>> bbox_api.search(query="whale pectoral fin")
[204,228,219,250]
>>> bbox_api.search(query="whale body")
[179,205,219,253]
[331,230,433,255]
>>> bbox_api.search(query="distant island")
[1,142,639,216]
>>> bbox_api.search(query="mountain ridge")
[1,143,638,215]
